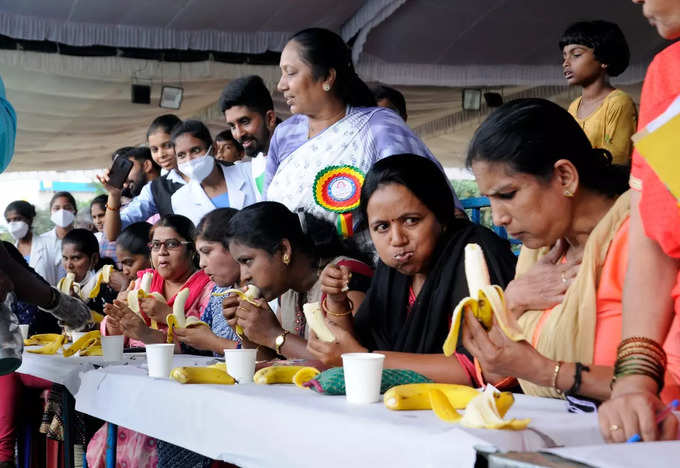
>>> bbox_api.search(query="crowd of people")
[1,2,679,465]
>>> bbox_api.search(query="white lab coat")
[171,161,257,225]
[32,229,61,285]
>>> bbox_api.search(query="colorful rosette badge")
[313,165,365,238]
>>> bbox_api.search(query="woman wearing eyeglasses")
[101,214,214,347]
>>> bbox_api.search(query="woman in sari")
[597,0,680,443]
[88,215,213,468]
[460,98,680,404]
[266,27,460,238]
[307,154,516,383]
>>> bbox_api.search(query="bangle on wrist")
[105,203,120,212]
[321,296,353,317]
[567,362,590,396]
[551,361,563,395]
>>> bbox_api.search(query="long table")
[18,352,680,468]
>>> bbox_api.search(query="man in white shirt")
[219,76,278,200]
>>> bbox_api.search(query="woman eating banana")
[461,98,680,402]
[222,202,373,360]
[307,154,516,383]
[101,214,213,346]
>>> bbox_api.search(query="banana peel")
[212,284,261,339]
[443,243,524,356]
[127,272,164,329]
[24,333,64,346]
[63,330,101,357]
[26,334,66,354]
[253,365,320,385]
[171,365,235,384]
[459,385,530,430]
[166,288,209,343]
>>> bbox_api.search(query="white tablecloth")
[546,440,680,468]
[71,355,606,468]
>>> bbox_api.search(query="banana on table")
[253,365,320,387]
[171,362,235,385]
[212,284,261,339]
[384,383,530,429]
[24,330,102,356]
[443,243,525,357]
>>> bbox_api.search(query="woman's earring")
[563,190,574,198]
[283,254,290,265]
[322,83,331,92]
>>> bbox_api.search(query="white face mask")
[51,209,75,228]
[8,220,29,241]
[178,153,215,183]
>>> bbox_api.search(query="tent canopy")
[0,0,664,171]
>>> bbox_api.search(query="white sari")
[267,107,381,233]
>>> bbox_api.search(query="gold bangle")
[551,361,563,395]
[105,203,120,212]
[321,296,352,316]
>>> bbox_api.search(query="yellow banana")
[293,367,321,388]
[58,272,76,294]
[443,244,524,356]
[24,333,64,346]
[170,366,235,385]
[166,288,209,343]
[63,330,101,357]
[383,383,480,411]
[254,365,319,385]
[459,386,530,430]
[429,389,463,422]
[302,302,335,342]
[80,345,103,356]
[26,334,66,354]
[81,265,114,299]
[127,272,163,329]
[213,284,261,339]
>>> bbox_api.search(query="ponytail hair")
[466,98,629,198]
[289,28,376,108]
[226,202,361,261]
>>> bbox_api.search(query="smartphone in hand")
[108,157,133,189]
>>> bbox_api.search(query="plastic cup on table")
[101,335,125,363]
[71,331,88,343]
[145,343,174,378]
[224,348,257,384]
[18,324,29,340]
[341,353,386,404]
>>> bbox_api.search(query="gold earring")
[322,83,330,92]
[563,190,574,198]
[283,254,290,265]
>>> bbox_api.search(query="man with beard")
[219,75,278,200]
[120,147,162,198]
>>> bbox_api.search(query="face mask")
[51,209,75,228]
[8,220,29,241]
[178,154,215,183]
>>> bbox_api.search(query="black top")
[150,174,184,217]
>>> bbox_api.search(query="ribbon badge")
[313,165,365,237]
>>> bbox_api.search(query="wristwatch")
[274,330,290,355]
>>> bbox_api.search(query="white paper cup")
[19,324,30,340]
[342,353,386,404]
[101,335,125,363]
[224,348,257,384]
[146,343,174,378]
[71,331,88,343]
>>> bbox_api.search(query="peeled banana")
[166,288,209,343]
[443,244,524,356]
[302,302,336,342]
[62,330,101,357]
[127,272,163,329]
[58,266,114,299]
[459,385,530,430]
[213,284,261,339]
[253,365,320,385]
[171,365,235,385]
[384,383,481,411]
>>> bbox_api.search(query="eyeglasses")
[147,239,192,251]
